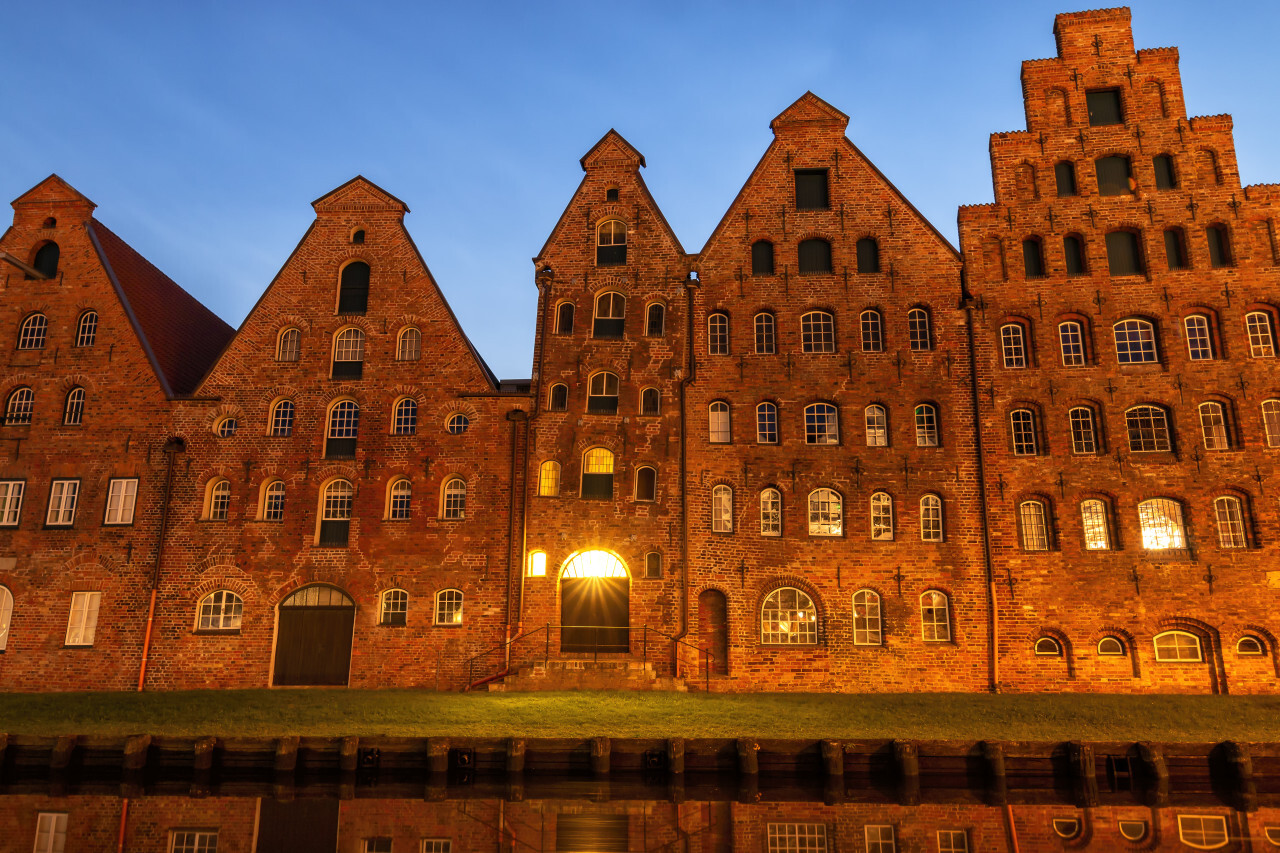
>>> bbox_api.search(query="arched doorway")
[560,551,629,653]
[697,590,729,675]
[273,585,356,686]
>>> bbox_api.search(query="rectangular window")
[937,830,969,853]
[756,406,777,444]
[1184,315,1213,360]
[1020,503,1049,551]
[0,480,23,526]
[65,591,100,646]
[1081,501,1111,550]
[1063,236,1085,275]
[1206,226,1231,268]
[767,823,827,853]
[1000,325,1026,368]
[1164,229,1188,269]
[364,839,391,853]
[1086,89,1123,125]
[46,479,79,527]
[1247,312,1276,357]
[104,478,138,525]
[1058,322,1085,366]
[34,813,68,853]
[170,830,219,853]
[1096,156,1133,196]
[1010,411,1038,456]
[1069,409,1097,454]
[754,314,776,354]
[865,825,895,853]
[794,170,829,210]
[1105,231,1143,276]
[421,842,452,853]
[1054,162,1077,197]
[1153,155,1177,189]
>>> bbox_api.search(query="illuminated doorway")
[560,550,629,653]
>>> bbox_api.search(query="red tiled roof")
[88,220,234,397]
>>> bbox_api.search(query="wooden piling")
[736,739,759,775]
[506,738,526,774]
[980,741,1007,805]
[1067,741,1098,807]
[591,737,611,777]
[123,735,151,771]
[893,740,919,805]
[273,736,299,773]
[1136,742,1169,806]
[666,738,685,775]
[193,737,216,772]
[426,737,449,774]
[339,736,359,773]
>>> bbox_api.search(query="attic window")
[31,242,59,279]
[1086,89,1123,126]
[42,218,56,229]
[795,169,829,210]
[216,417,239,438]
[351,229,365,244]
[606,188,619,202]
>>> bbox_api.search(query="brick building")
[0,8,1276,694]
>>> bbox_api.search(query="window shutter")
[1054,162,1077,196]
[1086,89,1123,125]
[1095,156,1132,196]
[794,170,829,210]
[1105,232,1143,276]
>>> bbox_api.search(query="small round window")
[216,417,239,437]
[446,413,470,434]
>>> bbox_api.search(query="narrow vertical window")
[908,308,932,351]
[1000,323,1027,367]
[807,488,842,536]
[548,383,568,412]
[1010,409,1038,454]
[1214,496,1246,548]
[62,387,85,425]
[920,494,943,542]
[1153,154,1177,190]
[207,480,231,521]
[1262,399,1280,448]
[434,589,464,625]
[396,327,421,361]
[870,492,893,540]
[380,590,408,626]
[645,303,665,336]
[388,479,412,520]
[640,387,660,416]
[1105,230,1144,275]
[1054,161,1077,196]
[103,478,138,525]
[580,448,614,500]
[1183,314,1214,360]
[1063,235,1086,275]
[853,590,882,645]
[46,479,79,526]
[708,312,729,354]
[325,400,360,458]
[0,481,24,527]
[1068,406,1098,454]
[1019,500,1050,550]
[593,292,626,338]
[751,240,775,275]
[802,311,835,353]
[1206,225,1232,268]
[319,479,353,545]
[1164,228,1189,270]
[804,403,839,445]
[331,328,365,379]
[756,402,778,444]
[914,403,939,447]
[865,405,888,447]
[1058,321,1086,366]
[1246,311,1276,357]
[860,310,883,353]
[538,461,560,497]
[0,585,13,651]
[75,311,98,347]
[555,302,575,334]
[269,400,295,437]
[1080,499,1111,550]
[856,237,880,273]
[708,401,731,443]
[441,479,466,519]
[754,312,776,354]
[759,488,781,536]
[1022,238,1045,277]
[65,591,100,646]
[392,398,418,435]
[711,485,733,533]
[596,220,627,266]
[798,239,832,274]
[920,590,951,642]
[634,466,657,502]
[1198,401,1230,450]
[263,481,285,521]
[337,262,370,314]
[277,328,301,362]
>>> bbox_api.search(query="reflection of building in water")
[3,795,1280,851]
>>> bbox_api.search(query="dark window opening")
[1106,231,1144,276]
[795,169,829,210]
[646,304,665,336]
[1153,155,1177,190]
[1164,230,1188,270]
[645,552,662,578]
[1064,236,1086,276]
[605,188,619,202]
[318,519,350,547]
[1086,89,1124,126]
[641,388,660,416]
[337,262,370,314]
[798,239,832,274]
[856,237,880,273]
[32,243,59,278]
[1022,239,1045,277]
[325,437,357,459]
[1054,161,1078,197]
[587,395,619,415]
[549,384,568,411]
[331,360,363,380]
[581,473,613,500]
[751,240,774,275]
[597,220,627,266]
[1207,225,1232,268]
[1096,156,1133,196]
[635,467,657,501]
[42,217,56,228]
[351,229,365,244]
[555,302,574,334]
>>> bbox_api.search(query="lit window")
[75,311,98,347]
[388,479,412,520]
[34,812,68,853]
[445,412,469,434]
[197,590,243,632]
[1010,409,1038,455]
[326,400,360,458]
[338,261,370,313]
[1262,399,1280,448]
[538,461,560,497]
[0,585,10,651]
[207,480,231,521]
[1199,402,1229,450]
[581,448,614,500]
[761,589,818,645]
[380,589,408,626]
[708,401,731,443]
[804,403,839,445]
[1068,407,1097,454]
[711,485,733,533]
[1058,321,1086,366]
[1080,499,1110,550]
[1238,636,1264,655]
[914,403,939,447]
[865,405,888,447]
[640,387,660,416]
[1001,323,1027,368]
[332,328,365,379]
[634,466,657,502]
[752,240,775,275]
[1114,319,1157,363]
[1155,632,1203,663]
[1184,314,1214,360]
[596,220,627,266]
[1020,500,1050,550]
[549,383,568,412]
[920,494,943,542]
[526,552,547,577]
[65,591,100,646]
[860,310,883,353]
[1138,498,1185,550]
[1214,496,1246,548]
[908,308,932,351]
[587,372,619,414]
[262,481,285,521]
[277,327,301,362]
[708,312,730,354]
[920,590,951,642]
[397,327,421,361]
[864,824,894,853]
[853,590,882,646]
[756,402,778,444]
[4,388,33,425]
[18,313,47,350]
[759,488,781,536]
[1036,638,1063,656]
[441,478,466,519]
[0,481,24,526]
[593,292,626,338]
[1246,311,1276,358]
[319,480,353,546]
[802,311,835,353]
[104,478,138,525]
[755,312,776,354]
[1125,405,1171,452]
[554,302,575,334]
[870,492,893,540]
[434,589,464,625]
[269,400,295,437]
[1098,637,1125,656]
[1176,815,1227,849]
[646,303,665,336]
[807,488,842,536]
[47,479,79,526]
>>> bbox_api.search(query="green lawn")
[1,691,1278,742]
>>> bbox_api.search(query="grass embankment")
[2,691,1279,742]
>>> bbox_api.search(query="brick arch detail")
[1237,623,1280,678]
[1095,625,1142,678]
[1030,625,1076,680]
[1154,616,1226,694]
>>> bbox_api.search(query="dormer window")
[597,220,627,266]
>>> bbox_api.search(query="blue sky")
[4,1,1277,379]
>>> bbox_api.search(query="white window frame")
[711,485,733,533]
[1058,320,1085,366]
[262,480,285,521]
[18,313,48,350]
[937,830,968,853]
[870,492,894,540]
[441,478,466,520]
[1010,409,1038,455]
[853,589,882,646]
[1114,318,1158,364]
[0,585,12,652]
[914,403,939,447]
[1262,399,1280,448]
[860,309,883,353]
[63,387,85,426]
[397,326,422,361]
[277,327,301,362]
[754,312,776,354]
[1019,500,1049,550]
[46,479,79,527]
[865,405,887,447]
[709,402,731,443]
[1184,314,1214,360]
[1246,311,1277,358]
[1000,323,1027,367]
[802,311,836,353]
[1176,814,1229,849]
[170,831,219,853]
[1080,499,1110,550]
[1068,406,1097,454]
[807,488,843,536]
[1154,630,1202,662]
[269,400,295,437]
[1214,495,1246,548]
[920,590,951,643]
[1199,401,1229,450]
[65,591,101,646]
[708,312,730,355]
[0,480,24,526]
[380,589,408,626]
[104,478,138,525]
[434,589,463,625]
[1138,498,1185,550]
[756,402,778,444]
[760,591,819,646]
[196,590,243,632]
[759,488,781,536]
[393,398,418,435]
[75,311,98,348]
[908,308,931,352]
[1125,405,1171,452]
[804,403,839,445]
[920,494,943,542]
[34,812,68,853]
[388,479,412,520]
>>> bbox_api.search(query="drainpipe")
[504,409,528,670]
[672,270,699,675]
[137,436,184,691]
[962,280,1000,693]
[515,269,554,638]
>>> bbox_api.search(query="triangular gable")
[312,175,409,215]
[579,129,646,171]
[88,220,235,397]
[770,91,850,134]
[10,174,97,212]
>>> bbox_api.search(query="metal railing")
[464,624,715,692]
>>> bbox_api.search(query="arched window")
[860,309,883,353]
[1237,636,1265,656]
[1063,234,1086,275]
[391,398,417,435]
[337,261,370,314]
[761,587,818,644]
[640,387,660,416]
[908,308,932,351]
[332,328,365,379]
[319,479,353,545]
[0,585,11,651]
[17,314,47,350]
[754,312,776,354]
[759,488,781,536]
[441,478,466,519]
[445,413,468,435]
[593,292,626,338]
[914,403,939,447]
[1019,500,1050,550]
[1206,225,1232,268]
[554,301,575,334]
[1262,399,1280,448]
[4,388,33,426]
[215,416,238,438]
[1138,498,1185,550]
[396,327,421,361]
[387,479,412,520]
[1098,636,1126,656]
[1246,310,1277,358]
[707,312,729,355]
[351,228,365,244]
[853,590,882,645]
[1177,816,1228,850]
[596,220,627,266]
[581,448,614,500]
[548,383,568,412]
[1095,155,1133,196]
[1184,314,1214,360]
[920,494,943,542]
[1214,495,1246,548]
[708,401,731,443]
[75,311,98,347]
[798,238,832,274]
[1198,401,1230,450]
[325,401,359,458]
[1069,406,1098,454]
[196,590,243,632]
[262,480,285,521]
[807,488,842,536]
[645,303,665,336]
[32,242,59,278]
[856,237,880,274]
[1058,321,1086,366]
[1118,820,1148,842]
[711,485,733,533]
[1125,405,1171,452]
[634,466,657,502]
[1105,230,1144,275]
[62,387,85,426]
[207,479,232,521]
[800,311,835,353]
[538,461,560,497]
[1035,637,1062,656]
[1114,318,1158,363]
[1022,237,1045,277]
[1054,161,1077,196]
[380,589,408,626]
[277,328,301,362]
[434,589,464,625]
[1010,408,1038,455]
[753,401,779,444]
[1154,630,1202,662]
[804,403,839,445]
[1000,322,1027,367]
[920,590,951,642]
[269,400,294,437]
[1080,499,1111,550]
[870,492,894,540]
[865,405,888,447]
[586,372,619,414]
[751,240,774,275]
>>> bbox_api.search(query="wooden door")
[561,577,629,652]
[698,589,729,675]
[255,797,338,852]
[273,586,355,686]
